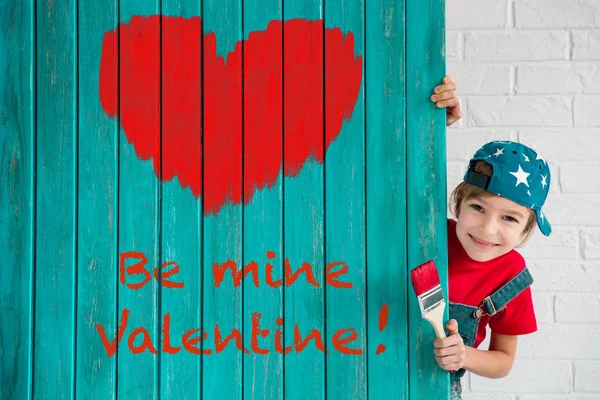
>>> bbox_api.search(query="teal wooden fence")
[0,0,448,398]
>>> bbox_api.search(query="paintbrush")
[410,260,447,339]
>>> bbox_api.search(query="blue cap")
[463,140,551,236]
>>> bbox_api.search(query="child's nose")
[478,216,498,236]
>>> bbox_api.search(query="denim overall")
[447,267,534,400]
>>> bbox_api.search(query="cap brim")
[536,209,552,236]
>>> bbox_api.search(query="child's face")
[455,194,531,262]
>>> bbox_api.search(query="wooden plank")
[34,0,77,397]
[117,1,160,398]
[406,0,449,398]
[77,0,118,397]
[323,1,367,398]
[0,0,34,398]
[201,0,243,397]
[242,2,283,399]
[159,1,202,398]
[282,3,325,399]
[365,0,408,396]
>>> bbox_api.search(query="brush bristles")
[410,260,441,296]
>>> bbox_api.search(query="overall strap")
[474,267,533,319]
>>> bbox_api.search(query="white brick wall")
[446,0,600,397]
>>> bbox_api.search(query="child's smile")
[468,234,500,249]
[455,195,532,262]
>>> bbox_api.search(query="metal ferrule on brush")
[416,284,445,313]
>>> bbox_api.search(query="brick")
[470,360,571,393]
[520,396,600,400]
[575,361,600,392]
[519,129,600,162]
[514,0,600,28]
[447,161,468,200]
[518,325,600,359]
[446,129,514,161]
[447,0,508,29]
[561,163,600,193]
[532,292,551,324]
[516,64,600,94]
[547,162,559,195]
[555,294,600,324]
[447,31,463,61]
[466,96,571,127]
[574,96,600,126]
[463,394,515,400]
[465,31,569,62]
[528,263,600,292]
[543,195,600,226]
[518,227,578,260]
[448,62,511,95]
[572,30,600,60]
[582,229,600,260]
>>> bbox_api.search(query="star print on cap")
[463,140,552,236]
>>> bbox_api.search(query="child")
[431,76,551,399]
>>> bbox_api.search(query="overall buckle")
[473,296,496,319]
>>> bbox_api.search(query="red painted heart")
[99,16,362,215]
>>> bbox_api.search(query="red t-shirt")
[447,219,537,348]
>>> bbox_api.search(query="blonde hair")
[449,160,537,248]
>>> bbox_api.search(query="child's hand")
[433,319,467,371]
[431,75,462,126]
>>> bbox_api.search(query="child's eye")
[470,204,483,212]
[504,216,519,223]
